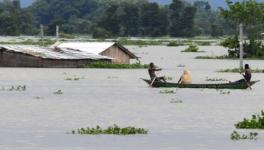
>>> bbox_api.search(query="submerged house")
[0,42,137,68]
[0,45,112,68]
[54,42,137,64]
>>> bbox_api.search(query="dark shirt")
[148,67,160,79]
[244,69,251,82]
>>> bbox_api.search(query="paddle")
[240,72,252,90]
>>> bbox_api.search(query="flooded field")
[0,45,264,150]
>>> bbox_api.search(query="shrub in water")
[182,43,199,52]
[230,131,258,140]
[235,110,264,129]
[71,124,148,135]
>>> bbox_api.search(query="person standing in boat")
[178,70,192,84]
[148,62,166,82]
[239,64,252,82]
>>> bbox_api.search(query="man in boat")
[148,62,166,82]
[238,64,252,82]
[178,70,192,84]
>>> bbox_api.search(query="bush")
[182,43,199,52]
[86,62,148,69]
[71,125,148,135]
[235,110,264,129]
[92,27,112,39]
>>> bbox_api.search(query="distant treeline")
[0,0,235,37]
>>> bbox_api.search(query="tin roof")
[53,42,138,59]
[0,45,112,60]
[53,42,115,55]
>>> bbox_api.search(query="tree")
[169,0,184,37]
[220,0,264,57]
[178,6,196,37]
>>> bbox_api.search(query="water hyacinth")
[230,131,258,140]
[71,125,148,135]
[235,110,264,129]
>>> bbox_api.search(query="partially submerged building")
[0,45,111,68]
[54,42,137,64]
[0,42,137,68]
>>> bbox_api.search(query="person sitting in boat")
[148,62,166,82]
[178,70,192,84]
[238,64,252,82]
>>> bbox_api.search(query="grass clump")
[71,124,148,135]
[86,62,148,69]
[218,68,264,73]
[206,77,227,82]
[235,110,264,129]
[195,55,231,59]
[230,131,258,140]
[167,41,183,47]
[1,85,26,91]
[181,43,199,52]
[160,89,175,94]
[54,90,63,95]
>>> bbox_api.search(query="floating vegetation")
[206,77,228,82]
[165,76,173,81]
[181,43,199,52]
[54,90,63,95]
[218,68,264,73]
[195,55,231,59]
[65,76,84,81]
[0,85,26,92]
[86,62,148,69]
[230,131,258,140]
[177,64,185,68]
[170,98,183,104]
[160,89,175,94]
[71,125,148,135]
[235,110,264,129]
[218,90,231,95]
[167,41,183,47]
[107,76,119,79]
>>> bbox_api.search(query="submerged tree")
[220,0,264,57]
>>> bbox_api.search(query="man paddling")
[148,62,166,82]
[238,64,252,83]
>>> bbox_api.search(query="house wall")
[100,45,130,64]
[0,50,111,68]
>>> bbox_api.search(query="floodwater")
[0,46,264,150]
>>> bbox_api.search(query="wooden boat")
[141,78,259,89]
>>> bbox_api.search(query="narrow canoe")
[141,78,259,89]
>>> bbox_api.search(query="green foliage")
[86,62,148,69]
[167,41,183,47]
[92,27,112,39]
[160,89,175,94]
[195,55,232,59]
[0,85,26,92]
[71,124,148,135]
[182,43,199,52]
[235,110,264,129]
[54,90,63,95]
[230,131,258,140]
[218,68,264,73]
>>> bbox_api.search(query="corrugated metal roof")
[53,42,115,55]
[0,45,112,60]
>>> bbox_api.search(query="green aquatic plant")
[181,43,199,52]
[235,110,264,129]
[160,89,175,94]
[206,77,228,82]
[54,90,63,95]
[0,85,26,92]
[218,68,264,73]
[230,131,258,140]
[71,124,148,135]
[86,62,148,69]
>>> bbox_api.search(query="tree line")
[0,0,248,38]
